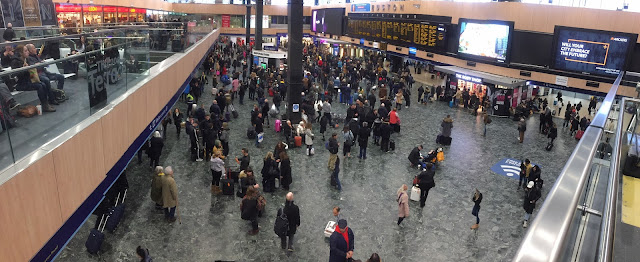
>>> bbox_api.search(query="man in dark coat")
[3,23,15,42]
[522,181,541,228]
[379,120,392,152]
[357,122,371,159]
[408,145,423,167]
[209,100,221,117]
[281,192,301,251]
[235,148,250,171]
[417,164,436,208]
[329,219,354,262]
[148,131,164,168]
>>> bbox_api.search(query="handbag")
[257,132,264,143]
[29,68,40,83]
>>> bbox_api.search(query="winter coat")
[358,127,370,147]
[389,111,399,125]
[523,188,541,214]
[380,123,392,140]
[241,197,259,220]
[329,227,355,262]
[397,191,410,218]
[150,172,165,205]
[280,158,292,187]
[328,137,339,154]
[210,156,225,173]
[283,200,301,235]
[441,117,453,137]
[161,175,178,208]
[417,169,435,189]
[304,128,314,146]
[148,137,164,159]
[408,147,421,166]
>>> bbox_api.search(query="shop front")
[82,5,103,26]
[56,4,81,33]
[117,7,130,23]
[103,6,117,24]
[252,49,287,72]
[129,8,147,22]
[435,65,526,117]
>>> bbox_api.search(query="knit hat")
[527,181,535,188]
[338,219,347,229]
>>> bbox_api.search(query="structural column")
[246,5,252,70]
[255,0,263,51]
[287,0,303,123]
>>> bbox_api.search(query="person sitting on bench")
[26,44,65,93]
[10,45,55,112]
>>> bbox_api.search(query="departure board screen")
[346,17,447,51]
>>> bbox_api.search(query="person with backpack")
[276,192,300,252]
[342,126,354,158]
[397,184,409,225]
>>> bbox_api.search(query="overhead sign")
[490,158,540,180]
[221,14,230,28]
[350,3,371,12]
[455,73,482,84]
[409,47,417,55]
[555,75,568,86]
[252,50,287,59]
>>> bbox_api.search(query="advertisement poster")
[21,0,42,26]
[350,3,370,12]
[38,0,55,25]
[1,0,25,27]
[458,21,511,63]
[221,15,230,28]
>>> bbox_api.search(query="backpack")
[274,208,289,237]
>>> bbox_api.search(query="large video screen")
[457,19,514,63]
[346,17,448,52]
[312,8,345,36]
[552,26,638,76]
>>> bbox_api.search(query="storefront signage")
[252,50,287,59]
[221,14,230,28]
[350,3,371,12]
[129,8,146,13]
[555,75,569,86]
[82,5,102,12]
[455,73,482,84]
[55,3,81,13]
[117,7,130,13]
[87,56,125,107]
[263,45,278,51]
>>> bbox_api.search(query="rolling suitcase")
[85,215,106,254]
[105,190,127,233]
[221,179,234,195]
[227,166,240,183]
[275,119,281,132]
[247,127,256,139]
[575,130,584,140]
[294,136,303,147]
[389,140,396,151]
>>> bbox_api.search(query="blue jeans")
[40,72,65,90]
[483,124,487,136]
[524,212,531,221]
[472,204,480,224]
[164,206,176,219]
[359,146,367,159]
[333,167,341,190]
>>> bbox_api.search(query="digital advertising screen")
[346,17,448,52]
[552,26,638,76]
[312,8,345,35]
[457,19,514,63]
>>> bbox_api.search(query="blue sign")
[253,56,259,66]
[360,38,365,45]
[333,47,339,57]
[292,103,300,113]
[409,47,417,55]
[351,3,371,12]
[490,158,540,180]
[264,45,278,51]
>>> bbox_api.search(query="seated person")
[10,45,55,112]
[1,45,13,68]
[26,44,65,92]
[125,55,139,73]
[408,145,424,167]
[0,82,20,109]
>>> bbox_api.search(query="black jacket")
[241,198,259,220]
[408,147,421,165]
[417,169,435,189]
[283,200,300,235]
[3,28,15,42]
[380,123,392,140]
[172,112,184,126]
[148,137,164,159]
[358,127,370,147]
[239,155,250,171]
[523,188,541,213]
[253,116,264,134]
[329,227,354,262]
[328,137,339,154]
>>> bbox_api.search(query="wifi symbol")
[500,165,521,178]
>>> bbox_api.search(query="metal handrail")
[512,73,624,262]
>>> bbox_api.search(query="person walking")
[150,166,164,210]
[358,122,371,159]
[241,186,260,235]
[342,126,354,158]
[483,112,491,137]
[397,184,410,225]
[333,155,342,191]
[417,163,436,208]
[328,133,339,171]
[304,122,315,156]
[380,119,392,152]
[148,131,164,169]
[523,181,541,228]
[470,189,483,230]
[172,108,184,138]
[329,219,355,262]
[254,113,264,147]
[518,118,527,143]
[261,152,278,192]
[548,123,558,144]
[161,166,178,223]
[519,159,533,189]
[280,192,301,252]
[210,152,225,195]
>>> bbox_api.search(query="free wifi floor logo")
[491,158,529,180]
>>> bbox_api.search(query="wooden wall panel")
[101,101,130,169]
[0,178,33,261]
[53,122,107,220]
[127,85,149,141]
[13,154,63,257]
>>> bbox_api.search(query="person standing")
[483,112,491,137]
[210,152,225,194]
[441,115,453,138]
[280,152,292,190]
[220,122,230,157]
[235,148,250,172]
[150,166,164,210]
[161,166,178,223]
[397,184,409,225]
[148,131,164,168]
[241,186,260,235]
[417,163,436,208]
[342,126,354,158]
[519,159,533,190]
[304,122,315,156]
[379,119,392,152]
[333,155,342,191]
[523,181,541,228]
[281,192,301,252]
[358,122,371,159]
[518,118,527,143]
[254,113,264,147]
[548,123,558,144]
[470,189,483,230]
[172,108,184,138]
[3,23,15,42]
[328,133,339,171]
[329,219,355,262]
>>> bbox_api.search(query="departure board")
[346,17,447,51]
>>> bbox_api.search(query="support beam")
[255,0,263,51]
[287,0,303,123]
[246,5,252,70]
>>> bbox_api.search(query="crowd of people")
[128,35,591,261]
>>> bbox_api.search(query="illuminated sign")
[82,5,102,12]
[409,47,417,55]
[103,6,117,12]
[55,4,82,13]
[455,73,482,84]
